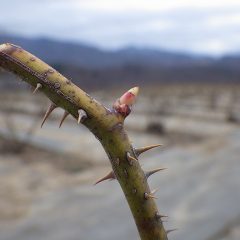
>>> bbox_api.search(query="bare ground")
[0,85,240,240]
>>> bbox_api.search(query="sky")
[0,0,240,56]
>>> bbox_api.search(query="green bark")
[0,43,168,240]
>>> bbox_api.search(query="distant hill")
[0,33,212,69]
[0,34,240,89]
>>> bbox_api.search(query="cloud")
[208,13,240,27]
[0,0,240,55]
[73,0,240,12]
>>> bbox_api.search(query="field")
[0,82,240,240]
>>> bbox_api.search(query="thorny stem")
[0,43,168,240]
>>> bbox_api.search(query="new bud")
[113,87,139,117]
[119,87,139,105]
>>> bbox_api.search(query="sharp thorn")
[126,152,138,165]
[41,103,57,128]
[78,109,87,124]
[94,171,115,185]
[166,229,178,234]
[159,215,168,218]
[149,194,158,199]
[155,213,168,220]
[151,188,159,195]
[59,111,70,128]
[145,167,167,178]
[135,144,163,156]
[144,192,158,200]
[33,83,42,94]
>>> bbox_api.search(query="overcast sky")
[0,0,240,56]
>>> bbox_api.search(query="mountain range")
[0,34,214,69]
[0,33,240,88]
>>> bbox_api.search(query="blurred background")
[0,1,240,240]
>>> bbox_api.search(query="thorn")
[32,83,42,94]
[94,171,115,185]
[144,192,158,200]
[166,229,178,234]
[135,144,163,156]
[159,215,168,219]
[145,167,167,178]
[151,188,159,195]
[78,109,87,124]
[59,111,69,128]
[126,152,138,165]
[41,103,57,128]
[155,212,168,220]
[144,188,159,200]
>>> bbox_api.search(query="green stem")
[0,43,168,240]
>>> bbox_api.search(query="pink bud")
[113,87,139,117]
[119,87,139,106]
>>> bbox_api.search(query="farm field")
[0,83,240,240]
